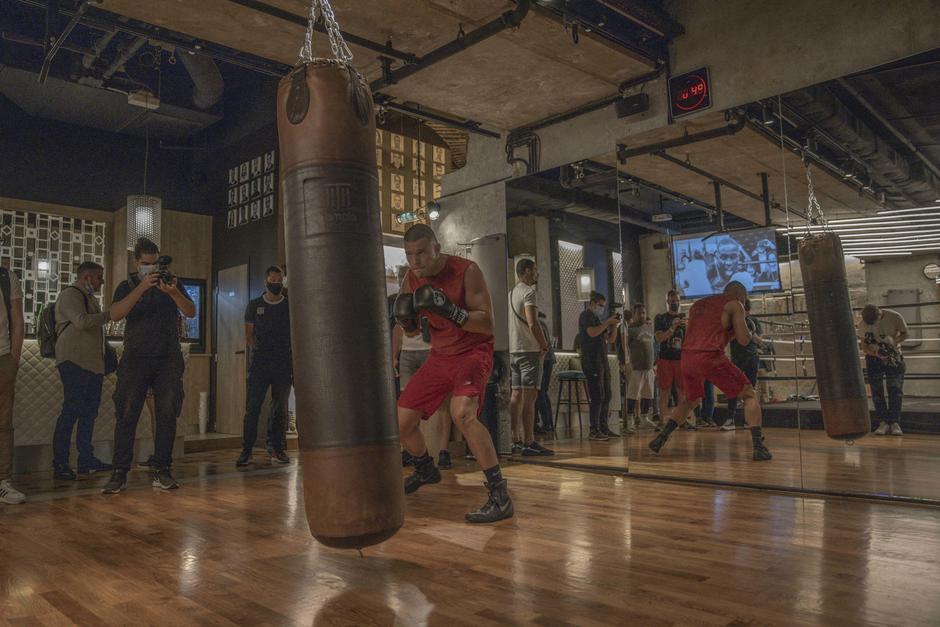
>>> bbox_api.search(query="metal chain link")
[804,161,826,227]
[297,1,350,63]
[299,0,354,65]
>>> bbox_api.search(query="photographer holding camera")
[858,304,908,436]
[102,238,195,493]
[578,291,621,440]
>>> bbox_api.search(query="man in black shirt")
[237,266,292,466]
[102,238,195,493]
[654,289,687,429]
[577,291,620,441]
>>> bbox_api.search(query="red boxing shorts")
[398,343,493,419]
[656,358,683,391]
[681,350,750,402]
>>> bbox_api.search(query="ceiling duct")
[785,86,940,206]
[176,49,224,110]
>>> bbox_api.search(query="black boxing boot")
[648,419,680,453]
[751,427,773,461]
[404,452,441,494]
[465,479,514,523]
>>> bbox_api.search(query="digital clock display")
[669,67,712,119]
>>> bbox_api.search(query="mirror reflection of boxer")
[393,224,513,524]
[649,281,772,461]
[708,236,751,293]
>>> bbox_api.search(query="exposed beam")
[654,150,765,203]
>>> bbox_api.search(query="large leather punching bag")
[277,61,403,548]
[798,232,869,440]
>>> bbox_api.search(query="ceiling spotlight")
[428,208,440,221]
[427,200,441,221]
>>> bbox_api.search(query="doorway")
[216,264,249,435]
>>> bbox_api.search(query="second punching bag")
[277,61,403,548]
[799,232,869,440]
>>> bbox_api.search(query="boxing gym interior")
[2,0,940,624]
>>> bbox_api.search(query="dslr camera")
[610,302,624,321]
[156,255,174,284]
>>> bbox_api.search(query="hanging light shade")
[126,195,162,250]
[576,267,594,302]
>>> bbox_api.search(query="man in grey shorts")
[508,258,552,456]
[392,266,453,468]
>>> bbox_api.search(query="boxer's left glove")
[393,291,421,334]
[413,284,469,327]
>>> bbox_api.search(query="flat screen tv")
[672,227,781,298]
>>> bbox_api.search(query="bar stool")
[554,370,590,439]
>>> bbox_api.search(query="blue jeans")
[866,356,905,424]
[53,361,103,468]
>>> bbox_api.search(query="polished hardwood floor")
[538,424,940,502]
[3,449,940,625]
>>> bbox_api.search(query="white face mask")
[593,305,605,316]
[139,264,156,277]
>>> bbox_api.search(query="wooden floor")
[3,450,940,625]
[537,426,940,502]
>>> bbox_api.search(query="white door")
[216,264,248,435]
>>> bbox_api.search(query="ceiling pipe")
[836,77,940,183]
[38,0,94,83]
[223,0,416,63]
[616,115,746,162]
[177,49,224,109]
[517,64,665,133]
[102,36,147,80]
[81,29,116,69]
[1,30,94,57]
[654,150,764,203]
[369,0,530,92]
[374,98,501,139]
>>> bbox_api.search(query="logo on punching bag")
[301,169,378,237]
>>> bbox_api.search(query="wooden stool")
[554,370,590,439]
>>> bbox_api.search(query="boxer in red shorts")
[648,281,772,461]
[393,224,513,523]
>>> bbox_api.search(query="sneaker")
[889,422,903,436]
[77,458,112,475]
[695,418,710,428]
[438,450,453,469]
[753,440,773,461]
[648,432,669,454]
[602,426,620,439]
[640,415,659,431]
[720,419,736,431]
[271,449,290,464]
[681,421,698,431]
[589,429,609,441]
[873,421,890,435]
[621,420,636,435]
[138,455,157,469]
[236,449,252,467]
[522,441,554,456]
[511,442,524,456]
[401,451,414,467]
[53,465,78,481]
[151,468,180,490]
[101,470,128,495]
[465,479,514,523]
[0,479,25,504]
[703,419,718,428]
[404,462,441,494]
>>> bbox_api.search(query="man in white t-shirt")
[508,259,552,456]
[857,304,909,436]
[0,265,25,505]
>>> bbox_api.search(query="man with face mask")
[654,290,687,429]
[51,261,113,480]
[237,266,292,466]
[578,291,621,440]
[102,238,195,493]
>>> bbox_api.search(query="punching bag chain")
[299,0,354,65]
[804,161,826,228]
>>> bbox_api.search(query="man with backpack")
[50,262,114,480]
[0,263,25,504]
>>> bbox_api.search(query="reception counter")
[12,340,191,473]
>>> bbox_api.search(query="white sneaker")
[720,419,736,431]
[0,479,25,504]
[640,414,659,430]
[889,422,903,436]
[873,421,890,435]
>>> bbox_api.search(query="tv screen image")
[672,227,781,298]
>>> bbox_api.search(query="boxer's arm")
[728,301,752,347]
[461,262,494,336]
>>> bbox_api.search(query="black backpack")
[37,286,87,358]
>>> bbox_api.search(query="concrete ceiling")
[96,0,655,129]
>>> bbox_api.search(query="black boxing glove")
[413,284,469,327]
[393,292,420,334]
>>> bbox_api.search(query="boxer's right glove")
[393,291,421,334]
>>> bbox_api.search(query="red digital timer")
[669,68,712,119]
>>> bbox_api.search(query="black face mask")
[266,282,283,295]
[669,302,680,313]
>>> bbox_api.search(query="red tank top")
[407,255,494,357]
[682,293,738,353]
